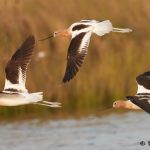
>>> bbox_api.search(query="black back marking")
[68,32,86,53]
[136,71,150,90]
[4,88,20,93]
[72,24,90,31]
[137,93,150,95]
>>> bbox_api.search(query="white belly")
[0,92,43,106]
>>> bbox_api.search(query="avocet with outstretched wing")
[40,19,132,83]
[0,35,61,107]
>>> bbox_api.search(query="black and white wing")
[62,31,92,83]
[3,35,35,93]
[136,71,150,94]
[126,95,150,114]
[127,71,150,114]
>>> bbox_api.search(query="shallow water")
[0,112,149,150]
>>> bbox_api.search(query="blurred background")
[0,0,150,149]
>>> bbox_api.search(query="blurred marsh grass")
[0,0,149,118]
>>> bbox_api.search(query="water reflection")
[0,112,149,150]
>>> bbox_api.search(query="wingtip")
[62,67,79,83]
[27,35,36,50]
[62,78,69,84]
[62,72,76,83]
[62,72,72,83]
[27,35,35,44]
[22,35,35,49]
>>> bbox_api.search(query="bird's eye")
[113,102,117,107]
[53,32,57,37]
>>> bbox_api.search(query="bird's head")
[39,29,71,41]
[113,100,135,109]
[113,99,141,110]
[113,100,127,108]
[53,29,71,37]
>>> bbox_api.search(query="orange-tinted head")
[113,100,140,110]
[53,29,71,37]
[113,100,127,108]
[39,29,71,41]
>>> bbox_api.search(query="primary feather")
[3,36,35,93]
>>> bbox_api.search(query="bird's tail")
[93,20,113,36]
[93,20,132,36]
[29,92,43,102]
[112,27,132,33]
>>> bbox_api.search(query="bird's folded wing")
[136,71,150,94]
[127,96,150,114]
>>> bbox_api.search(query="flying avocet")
[0,35,61,107]
[113,71,150,114]
[40,19,132,83]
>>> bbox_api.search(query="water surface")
[0,112,149,150]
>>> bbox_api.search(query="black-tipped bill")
[39,34,54,41]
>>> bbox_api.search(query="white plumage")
[137,84,150,94]
[122,71,150,114]
[0,36,61,107]
[64,20,132,82]
[40,19,132,83]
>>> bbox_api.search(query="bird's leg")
[34,101,61,108]
[112,27,132,33]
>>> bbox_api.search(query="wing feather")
[3,35,35,93]
[136,71,150,94]
[63,31,92,83]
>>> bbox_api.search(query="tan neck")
[125,100,141,110]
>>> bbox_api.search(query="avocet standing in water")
[40,19,132,83]
[0,35,61,107]
[113,71,150,114]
